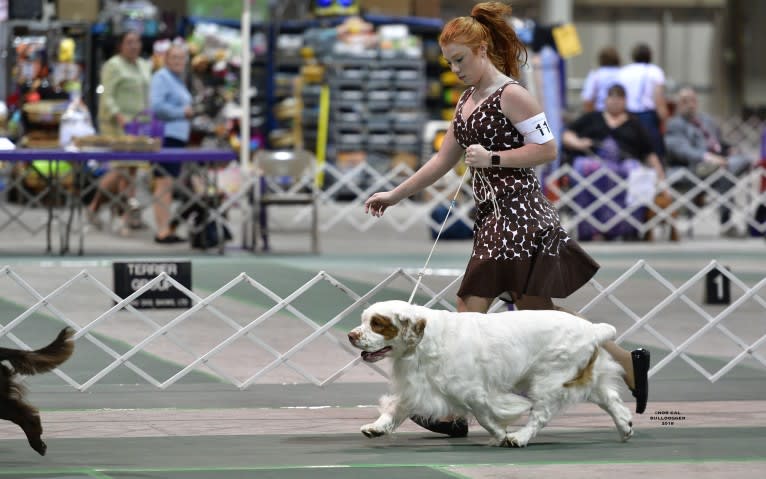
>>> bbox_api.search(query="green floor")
[2,427,765,479]
[2,248,766,478]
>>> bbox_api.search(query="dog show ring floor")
[1,233,766,478]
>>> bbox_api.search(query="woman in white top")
[581,46,621,112]
[617,43,668,156]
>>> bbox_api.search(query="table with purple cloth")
[0,148,237,163]
[0,148,238,254]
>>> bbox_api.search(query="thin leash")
[408,167,472,304]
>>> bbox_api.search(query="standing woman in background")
[364,2,650,437]
[581,46,621,112]
[618,43,668,158]
[150,42,193,244]
[87,31,152,234]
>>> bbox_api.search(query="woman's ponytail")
[471,2,527,78]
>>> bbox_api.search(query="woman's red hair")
[439,2,527,79]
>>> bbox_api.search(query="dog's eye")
[370,316,388,331]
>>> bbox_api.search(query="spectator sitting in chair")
[664,86,754,236]
[562,84,665,241]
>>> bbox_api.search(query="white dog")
[347,300,633,447]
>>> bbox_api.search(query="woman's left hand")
[464,144,491,168]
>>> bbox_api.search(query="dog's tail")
[563,348,599,388]
[562,324,617,389]
[593,323,617,345]
[0,327,75,375]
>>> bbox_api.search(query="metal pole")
[540,0,573,25]
[240,0,252,172]
[661,10,672,79]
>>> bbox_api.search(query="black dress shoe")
[154,234,186,244]
[410,415,468,437]
[630,348,650,414]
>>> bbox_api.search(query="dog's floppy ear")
[402,317,427,345]
[413,318,427,337]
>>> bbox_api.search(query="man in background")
[665,86,754,236]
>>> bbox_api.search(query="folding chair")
[251,149,319,253]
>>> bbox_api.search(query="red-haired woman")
[364,2,649,437]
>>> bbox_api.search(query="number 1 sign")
[705,266,731,305]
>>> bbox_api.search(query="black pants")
[633,110,664,158]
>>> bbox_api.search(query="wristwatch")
[491,153,501,167]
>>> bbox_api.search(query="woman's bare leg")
[89,170,122,213]
[456,295,494,313]
[153,176,174,238]
[115,167,140,233]
[601,342,635,390]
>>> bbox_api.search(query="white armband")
[513,112,555,145]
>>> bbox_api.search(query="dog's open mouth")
[361,346,392,362]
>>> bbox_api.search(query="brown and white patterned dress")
[453,81,599,299]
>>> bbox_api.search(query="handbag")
[124,110,164,138]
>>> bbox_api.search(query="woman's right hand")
[364,190,399,217]
[576,137,594,151]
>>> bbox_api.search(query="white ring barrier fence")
[1,260,764,391]
[2,159,764,250]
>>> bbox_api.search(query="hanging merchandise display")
[186,21,267,150]
[51,37,83,94]
[12,36,48,95]
[0,20,91,209]
[7,30,88,148]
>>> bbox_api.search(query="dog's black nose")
[348,331,359,343]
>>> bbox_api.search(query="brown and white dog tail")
[563,348,599,388]
[563,323,616,388]
[0,328,75,376]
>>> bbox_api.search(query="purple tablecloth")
[0,148,237,163]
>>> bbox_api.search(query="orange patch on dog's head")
[370,314,399,340]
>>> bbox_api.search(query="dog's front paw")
[29,438,47,456]
[500,432,529,448]
[619,420,634,442]
[361,423,387,438]
[486,435,506,447]
[24,415,46,455]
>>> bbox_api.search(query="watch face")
[491,154,500,166]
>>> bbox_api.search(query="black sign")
[705,266,731,305]
[113,261,192,309]
[10,0,43,20]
